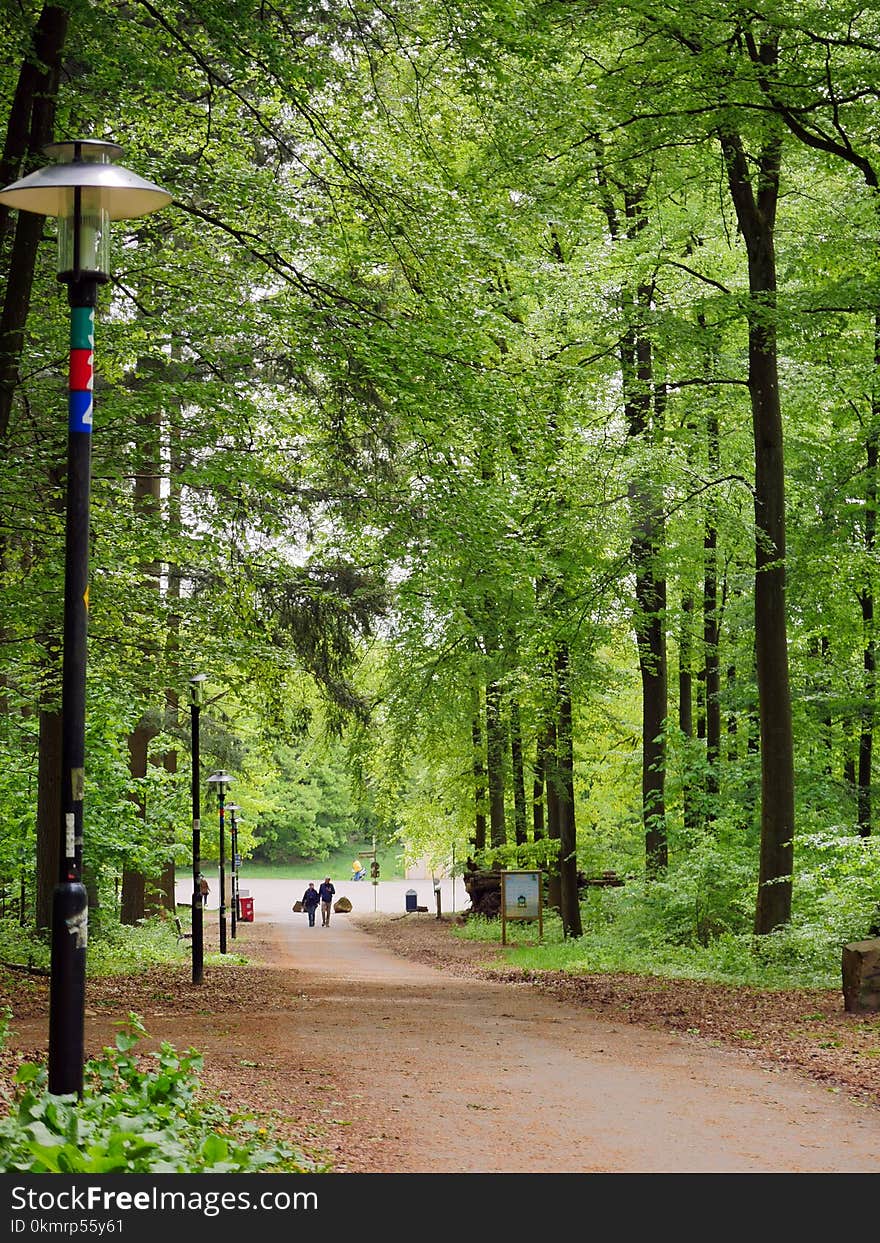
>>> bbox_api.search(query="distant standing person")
[301,882,320,927]
[318,877,336,926]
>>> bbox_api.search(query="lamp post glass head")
[189,673,207,707]
[207,772,232,798]
[0,138,171,282]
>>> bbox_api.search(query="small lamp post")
[226,803,240,940]
[189,675,207,985]
[207,772,232,953]
[0,139,170,1096]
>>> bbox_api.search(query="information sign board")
[500,870,543,944]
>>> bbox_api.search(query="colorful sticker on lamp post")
[69,307,95,432]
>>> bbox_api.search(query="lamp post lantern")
[226,804,240,940]
[189,675,207,985]
[207,772,232,953]
[0,139,170,1096]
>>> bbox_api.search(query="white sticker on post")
[65,813,75,857]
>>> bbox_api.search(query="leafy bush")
[0,918,50,972]
[0,1014,316,1174]
[86,915,188,975]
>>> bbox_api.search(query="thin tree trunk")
[556,645,582,937]
[485,678,506,849]
[679,594,698,831]
[727,656,738,762]
[35,702,61,931]
[510,697,527,847]
[704,408,721,818]
[122,404,163,922]
[471,690,487,853]
[544,720,561,912]
[858,339,880,837]
[533,730,547,841]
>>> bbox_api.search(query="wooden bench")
[174,917,192,943]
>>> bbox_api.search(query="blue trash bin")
[405,889,418,912]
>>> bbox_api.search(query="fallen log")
[0,960,50,976]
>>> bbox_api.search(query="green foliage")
[0,911,195,979]
[0,1015,316,1174]
[84,915,191,977]
[0,919,50,973]
[252,736,369,863]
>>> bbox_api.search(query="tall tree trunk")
[533,728,547,841]
[556,645,582,938]
[720,102,794,932]
[0,5,69,438]
[159,407,185,910]
[704,408,721,819]
[509,697,527,847]
[485,677,507,849]
[544,720,561,913]
[679,594,698,831]
[858,339,880,837]
[814,634,832,775]
[615,189,668,874]
[2,8,68,934]
[727,655,738,762]
[624,309,668,871]
[471,689,487,853]
[121,404,163,922]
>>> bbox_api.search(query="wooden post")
[501,872,507,945]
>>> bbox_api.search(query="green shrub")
[0,1014,318,1174]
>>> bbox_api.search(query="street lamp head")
[207,771,232,794]
[225,803,241,813]
[189,673,207,707]
[0,138,171,283]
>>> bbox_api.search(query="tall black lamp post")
[208,772,231,954]
[226,803,240,940]
[189,675,207,985]
[0,140,170,1095]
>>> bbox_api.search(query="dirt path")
[272,912,880,1173]
[6,910,880,1174]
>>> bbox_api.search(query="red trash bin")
[238,896,254,922]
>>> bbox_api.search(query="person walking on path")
[319,877,336,926]
[301,882,320,927]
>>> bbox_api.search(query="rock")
[842,937,880,1011]
[334,896,352,913]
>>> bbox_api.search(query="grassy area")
[451,908,844,990]
[240,844,406,882]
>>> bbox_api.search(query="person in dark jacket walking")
[318,877,336,926]
[302,882,320,927]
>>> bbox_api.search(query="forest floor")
[2,910,880,1172]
